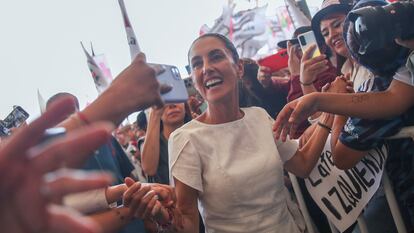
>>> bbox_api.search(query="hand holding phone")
[298,31,321,59]
[298,31,329,85]
[149,64,188,103]
[257,49,289,72]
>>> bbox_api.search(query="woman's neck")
[200,101,243,124]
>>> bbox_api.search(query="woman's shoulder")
[243,106,272,120]
[170,119,204,141]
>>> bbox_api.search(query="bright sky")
[0,0,322,121]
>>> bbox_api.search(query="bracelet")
[308,116,321,125]
[299,79,316,86]
[317,121,332,133]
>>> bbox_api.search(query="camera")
[347,1,414,55]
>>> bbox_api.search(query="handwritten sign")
[305,134,387,232]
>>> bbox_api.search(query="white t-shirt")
[393,65,413,87]
[169,107,302,233]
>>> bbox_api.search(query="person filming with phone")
[257,26,336,139]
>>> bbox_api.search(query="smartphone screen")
[150,64,188,103]
[0,121,10,136]
[298,31,321,58]
[3,106,29,129]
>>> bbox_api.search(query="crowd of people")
[1,0,414,232]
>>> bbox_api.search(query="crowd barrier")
[288,126,414,233]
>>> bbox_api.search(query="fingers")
[132,53,147,64]
[287,41,294,56]
[346,86,355,93]
[127,186,153,218]
[151,201,163,217]
[134,191,158,219]
[159,84,172,95]
[124,177,135,187]
[153,84,171,109]
[48,205,102,233]
[321,83,331,92]
[306,59,329,73]
[302,44,318,60]
[1,97,77,161]
[43,169,113,201]
[30,122,114,173]
[151,184,176,207]
[273,105,293,140]
[280,121,292,142]
[123,181,142,207]
[151,64,166,76]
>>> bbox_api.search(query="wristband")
[317,121,332,133]
[308,116,321,125]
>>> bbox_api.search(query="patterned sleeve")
[339,76,405,151]
[168,130,203,192]
[339,116,403,151]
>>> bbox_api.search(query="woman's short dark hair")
[187,33,239,67]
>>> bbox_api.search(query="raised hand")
[0,96,114,233]
[273,94,319,141]
[300,45,329,85]
[287,41,301,76]
[82,53,172,126]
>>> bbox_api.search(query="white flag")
[285,0,311,28]
[232,5,268,57]
[118,0,141,60]
[37,89,46,114]
[81,42,111,94]
[202,4,235,36]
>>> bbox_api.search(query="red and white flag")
[118,0,141,61]
[81,42,112,94]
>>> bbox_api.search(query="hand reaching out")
[0,96,115,233]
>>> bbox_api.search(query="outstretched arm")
[60,53,171,131]
[274,79,414,141]
[284,113,334,178]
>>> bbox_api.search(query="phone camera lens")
[299,36,307,46]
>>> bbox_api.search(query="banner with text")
[305,134,387,232]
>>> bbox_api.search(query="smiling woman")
[150,33,336,233]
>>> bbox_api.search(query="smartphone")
[257,49,289,72]
[277,38,299,49]
[0,121,10,137]
[183,77,198,97]
[3,106,29,129]
[150,64,188,103]
[298,31,321,58]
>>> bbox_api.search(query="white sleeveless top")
[169,107,303,233]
